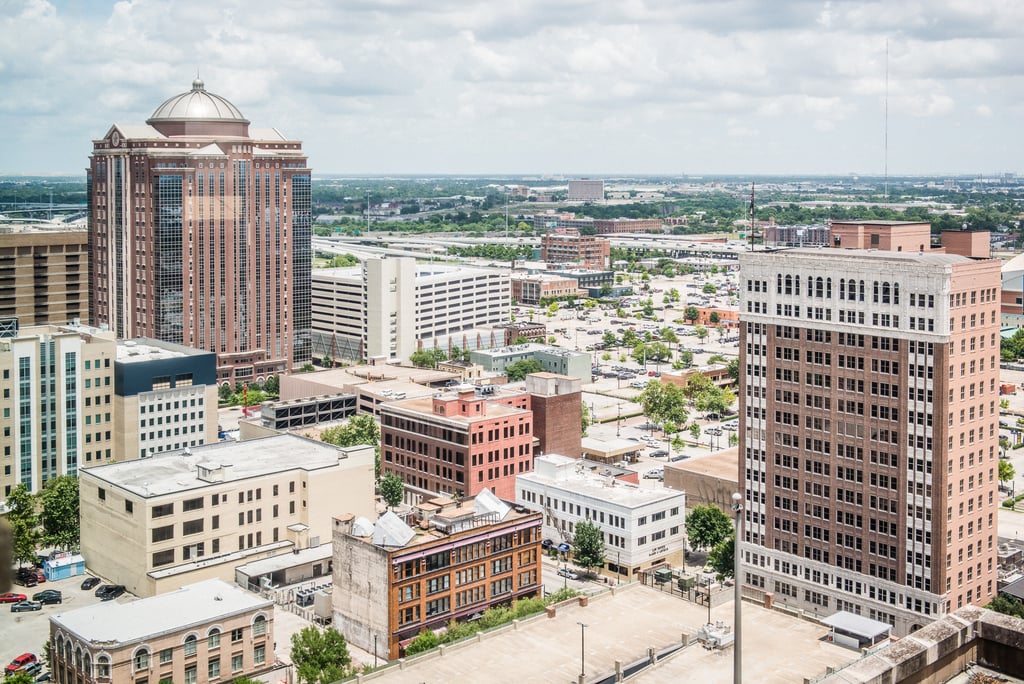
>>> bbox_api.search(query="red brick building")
[540,229,610,270]
[381,387,534,500]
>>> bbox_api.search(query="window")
[253,615,267,636]
[133,648,150,671]
[152,549,175,567]
[231,654,243,672]
[184,635,197,657]
[183,519,204,535]
[152,503,174,518]
[98,488,106,501]
[254,644,265,665]
[125,500,134,514]
[151,525,174,543]
[231,628,243,643]
[184,664,197,684]
[208,659,220,680]
[183,497,204,512]
[159,648,173,665]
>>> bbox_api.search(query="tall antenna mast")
[748,182,755,251]
[884,39,889,207]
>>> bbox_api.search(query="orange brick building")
[332,492,543,660]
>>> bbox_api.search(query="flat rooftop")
[666,448,739,481]
[50,579,271,644]
[365,583,856,684]
[520,455,683,508]
[82,434,362,497]
[760,247,972,266]
[117,337,211,363]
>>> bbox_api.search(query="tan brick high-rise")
[738,222,1000,635]
[88,79,311,386]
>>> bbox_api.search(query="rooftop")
[665,448,739,481]
[754,247,973,266]
[51,579,270,645]
[82,434,368,498]
[519,454,684,508]
[116,337,213,364]
[148,79,248,123]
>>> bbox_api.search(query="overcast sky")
[2,0,1022,177]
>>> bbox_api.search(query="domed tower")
[146,78,250,137]
[88,80,312,396]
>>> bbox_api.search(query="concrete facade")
[516,454,687,577]
[311,257,510,363]
[79,434,375,597]
[739,234,1002,635]
[49,579,274,684]
[469,343,592,383]
[0,323,117,496]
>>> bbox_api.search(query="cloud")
[0,0,1021,174]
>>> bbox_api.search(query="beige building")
[49,579,273,684]
[0,323,116,497]
[80,434,375,597]
[0,227,90,330]
[663,448,739,512]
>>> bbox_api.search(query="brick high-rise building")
[524,373,582,458]
[539,229,610,270]
[88,79,311,386]
[738,223,1001,635]
[0,228,89,332]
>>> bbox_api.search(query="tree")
[6,484,39,567]
[404,628,442,655]
[693,325,708,342]
[581,402,591,437]
[684,306,699,324]
[707,535,735,578]
[988,593,1024,619]
[39,475,79,550]
[290,625,352,684]
[263,374,280,397]
[637,382,689,432]
[708,311,720,325]
[320,414,381,479]
[410,349,438,368]
[689,422,702,443]
[5,673,34,684]
[685,504,733,551]
[218,383,233,402]
[572,519,605,575]
[678,350,694,368]
[999,460,1016,487]
[379,473,405,510]
[725,358,740,383]
[505,359,543,381]
[602,331,619,349]
[702,283,717,294]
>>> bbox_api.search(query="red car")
[0,592,27,604]
[6,653,38,675]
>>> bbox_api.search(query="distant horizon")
[0,171,1019,182]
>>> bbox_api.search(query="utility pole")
[732,492,744,684]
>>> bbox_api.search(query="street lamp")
[577,622,588,681]
[616,403,621,437]
[563,553,569,589]
[731,491,744,684]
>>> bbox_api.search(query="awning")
[556,542,571,553]
[542,539,554,548]
[820,611,891,641]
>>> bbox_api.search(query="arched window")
[96,655,110,679]
[184,634,198,657]
[776,274,782,293]
[253,614,268,636]
[893,282,900,304]
[75,646,83,670]
[208,627,221,649]
[839,279,846,300]
[83,653,92,677]
[784,275,792,295]
[64,640,72,663]
[815,277,824,298]
[132,647,150,672]
[859,280,865,301]
[826,278,832,298]
[882,282,891,304]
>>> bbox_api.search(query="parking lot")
[0,571,123,675]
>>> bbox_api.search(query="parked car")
[34,672,51,682]
[80,576,101,591]
[94,584,126,601]
[557,568,580,580]
[0,592,27,603]
[644,469,664,480]
[31,590,62,605]
[650,449,669,457]
[11,600,42,613]
[6,654,39,675]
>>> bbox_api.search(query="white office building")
[311,257,510,363]
[516,454,686,578]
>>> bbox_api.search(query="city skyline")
[2,0,1022,177]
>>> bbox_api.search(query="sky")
[1,0,1022,177]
